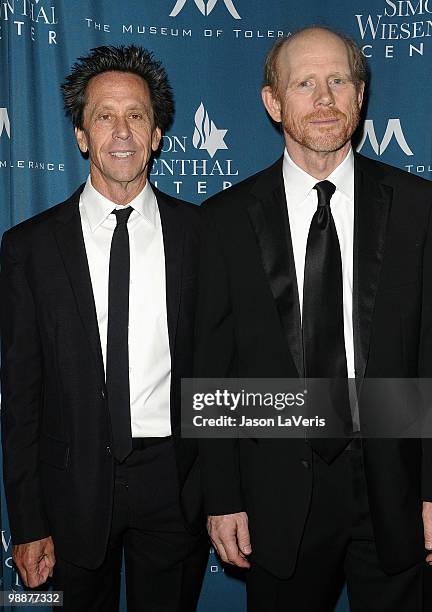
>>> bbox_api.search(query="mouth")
[309,118,340,126]
[109,151,136,158]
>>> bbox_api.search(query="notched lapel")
[353,157,392,382]
[247,163,303,376]
[54,199,105,385]
[157,193,184,358]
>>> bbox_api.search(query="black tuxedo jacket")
[0,185,203,569]
[194,153,432,579]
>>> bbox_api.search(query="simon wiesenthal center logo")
[0,108,10,139]
[151,101,238,196]
[357,119,413,156]
[193,102,227,158]
[0,1,58,44]
[170,0,241,19]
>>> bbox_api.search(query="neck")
[90,171,148,205]
[285,138,351,180]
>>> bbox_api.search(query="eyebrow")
[89,104,152,116]
[290,71,352,84]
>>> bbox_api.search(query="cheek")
[283,106,303,128]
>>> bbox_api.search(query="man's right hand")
[12,536,55,588]
[207,512,252,568]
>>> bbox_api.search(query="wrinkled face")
[75,71,161,197]
[263,30,364,154]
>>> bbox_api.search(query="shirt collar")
[80,177,158,232]
[282,147,354,209]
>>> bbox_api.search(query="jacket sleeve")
[420,202,432,501]
[194,207,243,515]
[0,230,50,543]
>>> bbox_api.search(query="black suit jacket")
[0,185,203,569]
[194,153,432,579]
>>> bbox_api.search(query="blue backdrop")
[1,1,431,610]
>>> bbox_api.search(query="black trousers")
[52,439,209,611]
[247,448,431,612]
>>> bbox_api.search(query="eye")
[298,80,313,89]
[98,113,112,121]
[330,78,346,86]
[130,113,144,120]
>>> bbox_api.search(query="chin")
[302,130,351,153]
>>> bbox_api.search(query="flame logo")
[193,103,211,150]
[170,0,241,19]
[192,103,228,158]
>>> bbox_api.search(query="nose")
[113,116,131,140]
[314,81,335,108]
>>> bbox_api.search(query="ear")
[75,127,88,154]
[357,81,365,110]
[151,126,162,152]
[261,86,282,123]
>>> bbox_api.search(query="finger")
[212,537,249,567]
[47,555,56,579]
[212,538,229,564]
[44,552,56,570]
[38,558,51,579]
[212,536,250,568]
[37,565,50,585]
[424,532,432,550]
[237,526,252,556]
[13,557,30,588]
[27,571,45,589]
[223,538,250,567]
[17,566,29,588]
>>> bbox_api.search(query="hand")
[207,512,252,568]
[13,536,56,588]
[423,502,432,564]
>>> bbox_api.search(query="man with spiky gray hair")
[1,45,208,611]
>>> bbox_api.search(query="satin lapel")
[53,191,105,385]
[353,155,392,382]
[156,190,184,358]
[247,159,303,376]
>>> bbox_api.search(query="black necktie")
[302,181,352,462]
[106,207,133,462]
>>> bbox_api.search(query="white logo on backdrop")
[170,0,241,19]
[193,103,228,158]
[357,119,413,156]
[0,108,11,139]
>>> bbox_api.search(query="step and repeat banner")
[1,1,431,610]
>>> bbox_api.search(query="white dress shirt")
[79,177,171,437]
[282,148,355,380]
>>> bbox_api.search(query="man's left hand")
[422,501,432,563]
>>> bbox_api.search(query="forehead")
[85,71,151,105]
[278,31,351,80]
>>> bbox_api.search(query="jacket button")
[101,389,106,400]
[301,460,310,469]
[106,446,112,456]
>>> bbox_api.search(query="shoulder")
[202,157,283,217]
[1,186,83,249]
[152,185,200,218]
[151,185,202,244]
[356,153,432,195]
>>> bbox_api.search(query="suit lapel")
[53,187,105,385]
[247,159,303,376]
[353,154,392,382]
[154,187,184,358]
